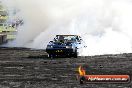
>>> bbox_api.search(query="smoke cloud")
[2,0,132,55]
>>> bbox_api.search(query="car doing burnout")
[46,35,86,58]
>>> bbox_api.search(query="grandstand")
[0,2,16,44]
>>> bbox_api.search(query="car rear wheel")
[74,49,78,58]
[74,52,77,58]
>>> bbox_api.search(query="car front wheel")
[48,54,55,58]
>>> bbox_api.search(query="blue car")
[46,35,85,58]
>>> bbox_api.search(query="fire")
[78,66,86,76]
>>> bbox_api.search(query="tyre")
[74,49,78,58]
[48,54,55,58]
[48,54,51,58]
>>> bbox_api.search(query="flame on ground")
[78,66,86,76]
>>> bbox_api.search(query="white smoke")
[2,0,132,55]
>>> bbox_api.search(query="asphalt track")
[0,47,131,88]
